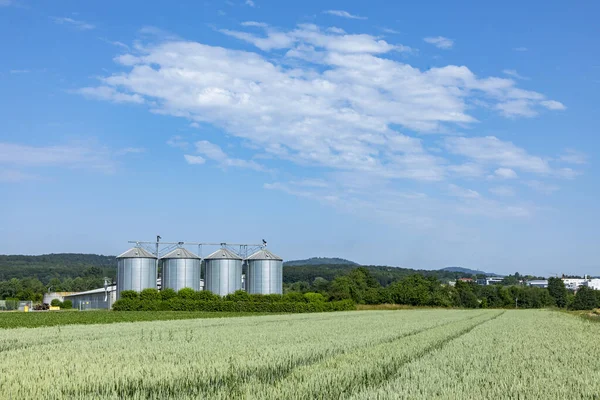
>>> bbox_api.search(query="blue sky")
[0,0,598,277]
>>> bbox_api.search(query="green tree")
[571,286,598,310]
[548,277,568,308]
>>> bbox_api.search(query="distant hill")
[283,257,358,267]
[0,253,116,283]
[440,266,500,276]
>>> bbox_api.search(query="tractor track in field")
[61,312,496,399]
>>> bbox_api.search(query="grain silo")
[161,247,201,292]
[204,248,242,296]
[116,247,157,299]
[245,249,283,294]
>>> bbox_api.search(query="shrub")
[160,288,177,301]
[283,292,306,303]
[120,290,139,300]
[195,290,220,302]
[177,288,196,300]
[139,288,160,302]
[304,292,326,303]
[62,300,73,309]
[50,299,62,307]
[224,290,250,302]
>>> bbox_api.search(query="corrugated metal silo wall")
[204,259,243,296]
[161,258,201,292]
[247,259,283,294]
[117,258,157,299]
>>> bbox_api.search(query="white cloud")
[0,169,37,183]
[184,155,205,165]
[448,184,480,199]
[556,167,580,179]
[323,10,367,20]
[445,136,551,174]
[424,36,454,49]
[540,100,566,110]
[167,136,189,149]
[193,140,266,171]
[241,21,268,28]
[502,69,528,80]
[526,180,559,194]
[51,17,95,30]
[489,186,515,197]
[326,27,346,34]
[494,167,518,179]
[77,24,574,221]
[100,38,130,50]
[0,141,135,174]
[381,28,400,34]
[559,149,587,165]
[77,86,144,104]
[245,0,255,6]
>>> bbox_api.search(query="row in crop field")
[0,311,269,329]
[1,310,599,399]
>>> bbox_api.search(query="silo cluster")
[115,244,283,302]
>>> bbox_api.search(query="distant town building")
[527,280,549,288]
[562,278,587,291]
[582,279,600,291]
[476,277,504,286]
[458,278,474,283]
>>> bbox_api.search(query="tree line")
[286,268,600,310]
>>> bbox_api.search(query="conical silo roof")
[204,248,242,260]
[246,249,283,261]
[161,247,201,259]
[117,247,157,259]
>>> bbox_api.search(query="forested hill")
[0,254,116,282]
[0,253,471,286]
[283,264,471,286]
[283,257,358,267]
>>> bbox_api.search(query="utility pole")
[515,297,518,309]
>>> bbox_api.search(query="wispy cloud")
[381,27,400,34]
[191,140,267,171]
[559,149,587,165]
[51,17,95,30]
[323,10,367,20]
[241,21,268,28]
[99,38,130,50]
[9,69,30,74]
[0,141,138,174]
[503,69,529,80]
[0,169,38,183]
[424,36,454,49]
[540,100,566,110]
[513,47,528,52]
[77,86,144,104]
[245,0,255,7]
[526,180,559,194]
[0,0,13,6]
[78,23,576,222]
[184,155,205,165]
[489,186,515,197]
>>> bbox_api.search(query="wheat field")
[1,310,598,399]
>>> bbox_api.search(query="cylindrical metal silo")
[204,248,243,296]
[160,247,201,292]
[116,247,158,299]
[246,249,283,294]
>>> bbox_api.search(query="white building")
[528,280,548,288]
[583,279,600,291]
[476,277,504,286]
[562,278,588,291]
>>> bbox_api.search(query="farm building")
[476,277,504,286]
[64,286,116,310]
